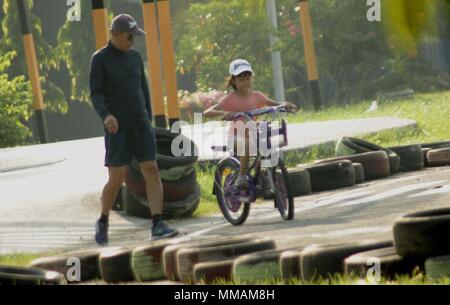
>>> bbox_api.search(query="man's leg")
[140,161,179,240]
[96,166,126,246]
[101,166,127,216]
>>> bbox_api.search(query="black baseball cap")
[110,14,146,36]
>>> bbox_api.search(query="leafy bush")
[178,89,226,122]
[0,51,33,148]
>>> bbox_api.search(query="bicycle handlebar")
[224,105,295,121]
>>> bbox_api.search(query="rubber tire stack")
[123,127,200,219]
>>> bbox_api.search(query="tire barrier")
[0,266,65,285]
[315,151,390,181]
[422,148,432,167]
[162,237,254,281]
[300,240,393,282]
[193,259,235,284]
[286,168,312,197]
[99,248,134,283]
[336,137,400,174]
[299,160,355,192]
[426,148,450,167]
[232,248,301,283]
[421,140,450,150]
[393,208,450,258]
[280,249,305,282]
[176,238,276,283]
[345,246,425,279]
[131,240,181,282]
[388,144,424,172]
[29,247,122,283]
[425,255,450,280]
[352,163,365,184]
[122,182,200,219]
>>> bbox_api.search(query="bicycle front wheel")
[213,158,251,225]
[271,159,295,220]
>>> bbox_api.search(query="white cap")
[229,59,253,76]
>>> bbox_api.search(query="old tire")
[162,237,254,281]
[301,240,393,282]
[193,259,235,284]
[125,164,198,203]
[315,151,390,181]
[426,148,450,167]
[337,137,400,174]
[345,246,425,279]
[0,266,65,285]
[393,208,450,258]
[29,247,122,282]
[299,160,355,192]
[177,238,276,283]
[425,255,450,280]
[99,248,134,283]
[353,163,365,184]
[388,144,424,172]
[232,249,299,283]
[123,183,200,219]
[131,241,179,282]
[280,249,305,282]
[287,168,311,197]
[421,141,450,150]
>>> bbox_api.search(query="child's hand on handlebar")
[283,102,297,113]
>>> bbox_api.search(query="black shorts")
[104,123,157,167]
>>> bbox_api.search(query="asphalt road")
[1,165,449,255]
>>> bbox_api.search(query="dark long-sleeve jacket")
[89,41,152,130]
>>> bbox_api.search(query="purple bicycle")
[211,105,295,225]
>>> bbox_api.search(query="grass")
[0,253,48,267]
[193,90,450,217]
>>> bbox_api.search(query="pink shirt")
[219,91,270,143]
[219,90,270,112]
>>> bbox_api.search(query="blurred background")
[0,0,449,147]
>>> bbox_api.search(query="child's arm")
[265,99,297,112]
[204,103,231,118]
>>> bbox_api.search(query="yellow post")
[17,0,49,143]
[91,0,109,50]
[157,0,181,128]
[298,0,322,110]
[142,0,167,128]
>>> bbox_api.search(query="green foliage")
[0,51,33,148]
[0,0,67,113]
[174,0,273,94]
[54,3,111,102]
[174,0,445,108]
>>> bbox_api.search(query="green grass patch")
[193,91,450,217]
[0,253,49,267]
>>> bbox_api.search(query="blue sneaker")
[151,222,179,241]
[95,220,109,246]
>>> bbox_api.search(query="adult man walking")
[90,14,178,245]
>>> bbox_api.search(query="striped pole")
[17,0,49,143]
[298,0,322,110]
[91,0,109,50]
[156,0,180,129]
[142,0,167,128]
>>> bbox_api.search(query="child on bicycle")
[204,59,297,189]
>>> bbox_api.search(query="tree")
[0,51,33,148]
[0,0,67,112]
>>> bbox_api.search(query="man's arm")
[89,54,110,120]
[141,61,152,121]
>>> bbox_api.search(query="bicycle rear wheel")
[271,159,295,220]
[214,158,251,225]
